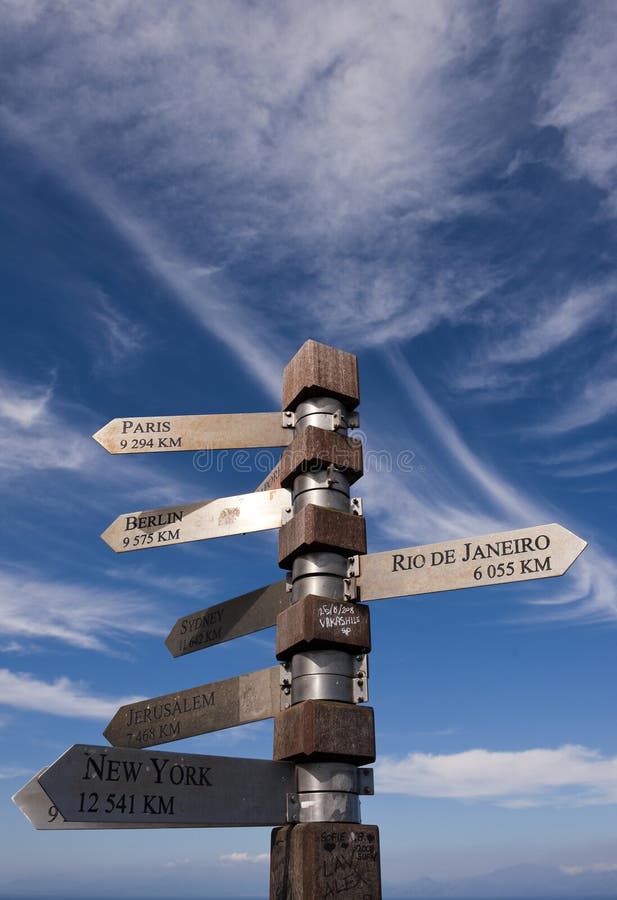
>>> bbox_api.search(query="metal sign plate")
[101,488,291,553]
[93,412,294,454]
[37,745,295,827]
[104,666,284,749]
[255,457,284,492]
[166,580,288,657]
[13,770,179,830]
[351,523,587,602]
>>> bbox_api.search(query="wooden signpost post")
[13,339,588,900]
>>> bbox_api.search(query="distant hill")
[387,862,617,897]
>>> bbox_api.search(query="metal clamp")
[295,763,374,796]
[290,651,368,705]
[291,551,348,603]
[286,791,360,824]
[282,411,296,429]
[294,398,359,434]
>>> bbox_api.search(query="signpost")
[101,488,291,553]
[348,523,587,602]
[13,340,590,900]
[93,411,294,454]
[104,665,286,748]
[36,745,295,828]
[165,580,288,657]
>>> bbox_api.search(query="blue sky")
[0,1,616,896]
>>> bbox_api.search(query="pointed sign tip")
[100,528,119,552]
[92,425,108,449]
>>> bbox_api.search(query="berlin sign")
[101,488,291,553]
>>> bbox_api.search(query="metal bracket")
[343,577,358,601]
[331,410,360,431]
[347,555,361,577]
[358,768,375,795]
[282,410,296,429]
[281,504,294,525]
[285,571,293,592]
[279,662,292,709]
[352,654,368,678]
[350,497,363,516]
[353,654,368,704]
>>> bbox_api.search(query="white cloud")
[375,744,617,807]
[0,377,53,427]
[487,283,616,366]
[88,292,147,365]
[561,862,617,876]
[103,565,212,599]
[0,765,31,779]
[0,0,559,370]
[0,669,140,719]
[556,459,617,479]
[539,0,617,210]
[522,549,617,625]
[0,373,90,475]
[540,375,617,434]
[220,852,269,865]
[0,567,166,652]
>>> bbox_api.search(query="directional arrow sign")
[13,770,256,830]
[101,488,291,553]
[93,412,294,454]
[104,666,284,749]
[13,770,155,830]
[350,523,587,602]
[166,580,288,657]
[13,769,78,831]
[38,745,295,827]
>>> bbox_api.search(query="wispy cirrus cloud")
[539,373,617,434]
[0,567,166,653]
[488,283,614,368]
[87,291,148,367]
[0,372,90,474]
[0,669,140,719]
[376,744,617,807]
[454,279,617,405]
[0,0,591,368]
[539,0,617,211]
[364,351,617,623]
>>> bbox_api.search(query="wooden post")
[270,340,382,899]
